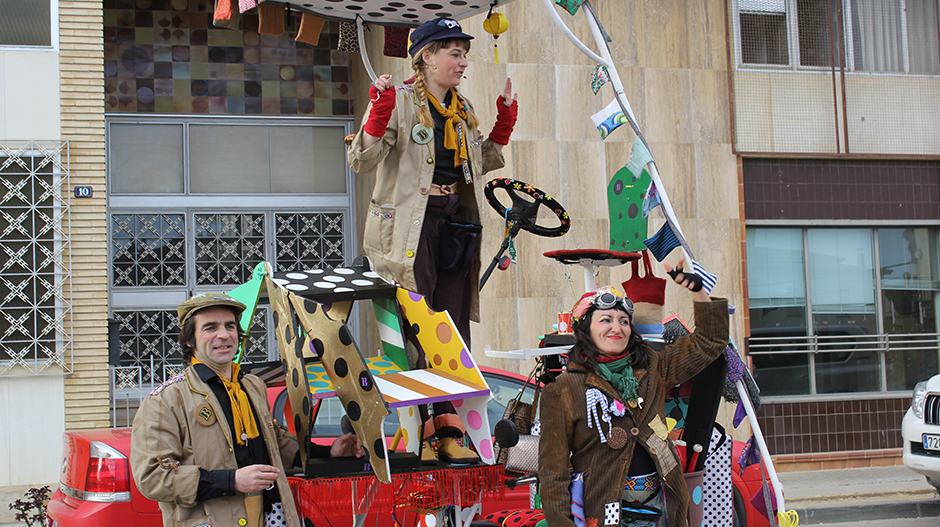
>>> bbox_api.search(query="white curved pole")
[735,379,786,514]
[356,17,378,82]
[580,2,692,260]
[539,0,605,64]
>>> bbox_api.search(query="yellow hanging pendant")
[483,12,509,64]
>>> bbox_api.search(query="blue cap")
[408,17,474,58]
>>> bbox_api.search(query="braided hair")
[411,38,480,130]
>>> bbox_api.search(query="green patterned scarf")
[595,354,638,402]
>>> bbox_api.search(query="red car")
[46,366,774,527]
[46,367,534,527]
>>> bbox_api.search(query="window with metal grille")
[0,142,72,376]
[106,116,355,392]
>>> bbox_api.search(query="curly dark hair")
[178,306,246,365]
[569,306,651,372]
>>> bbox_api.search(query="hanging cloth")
[295,13,325,46]
[426,88,469,167]
[384,26,409,58]
[257,4,285,36]
[193,358,260,445]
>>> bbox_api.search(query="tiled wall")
[103,0,353,116]
[756,398,907,455]
[743,158,940,221]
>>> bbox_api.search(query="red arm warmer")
[488,96,518,145]
[363,84,396,138]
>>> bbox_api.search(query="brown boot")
[437,437,479,464]
[420,439,438,465]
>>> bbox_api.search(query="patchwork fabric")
[644,433,677,474]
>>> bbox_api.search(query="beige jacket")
[348,86,506,322]
[131,366,301,527]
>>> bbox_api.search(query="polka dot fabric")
[484,509,545,527]
[264,502,288,527]
[702,427,733,526]
[394,287,494,463]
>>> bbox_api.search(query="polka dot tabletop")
[270,265,397,304]
[286,289,393,484]
[272,0,517,27]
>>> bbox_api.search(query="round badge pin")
[412,124,433,144]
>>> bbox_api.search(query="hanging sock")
[591,65,610,94]
[213,0,240,30]
[295,13,325,45]
[237,0,256,14]
[384,26,409,58]
[337,21,360,53]
[257,4,285,36]
[555,0,585,16]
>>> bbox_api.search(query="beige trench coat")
[131,366,301,527]
[348,86,505,322]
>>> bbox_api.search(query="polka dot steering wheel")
[484,178,571,238]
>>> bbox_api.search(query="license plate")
[923,434,940,451]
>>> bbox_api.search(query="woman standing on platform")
[347,16,517,463]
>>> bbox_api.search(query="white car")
[902,375,940,491]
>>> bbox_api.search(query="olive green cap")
[177,293,247,326]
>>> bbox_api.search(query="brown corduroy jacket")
[538,299,729,527]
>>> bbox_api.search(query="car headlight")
[913,381,928,420]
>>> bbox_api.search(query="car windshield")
[309,370,538,437]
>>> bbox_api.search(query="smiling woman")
[538,275,729,527]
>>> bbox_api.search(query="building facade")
[0,0,936,486]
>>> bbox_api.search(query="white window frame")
[734,0,939,75]
[0,0,59,52]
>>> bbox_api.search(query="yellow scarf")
[193,358,259,446]
[426,88,469,167]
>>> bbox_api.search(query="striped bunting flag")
[691,259,718,294]
[643,222,682,261]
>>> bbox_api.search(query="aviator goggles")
[571,287,635,323]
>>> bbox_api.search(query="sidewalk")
[777,465,940,525]
[2,466,937,526]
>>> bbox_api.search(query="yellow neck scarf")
[193,358,259,446]
[426,88,469,167]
